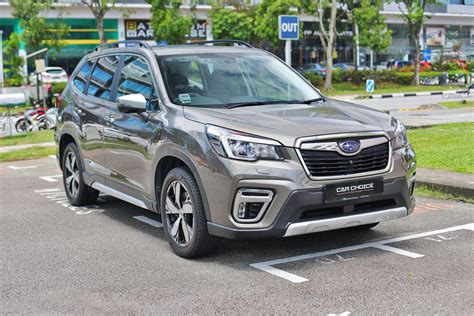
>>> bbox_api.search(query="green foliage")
[209,6,254,42]
[303,72,324,88]
[81,0,118,44]
[51,82,67,94]
[467,61,474,72]
[148,0,193,45]
[10,0,69,56]
[254,0,298,47]
[354,0,392,53]
[2,32,24,86]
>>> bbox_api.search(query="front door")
[103,54,162,200]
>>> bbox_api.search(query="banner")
[426,27,445,46]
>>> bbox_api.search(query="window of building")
[87,55,120,100]
[116,55,159,111]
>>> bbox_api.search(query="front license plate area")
[324,178,383,203]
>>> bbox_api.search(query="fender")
[152,144,213,222]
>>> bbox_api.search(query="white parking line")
[8,165,37,170]
[250,223,474,283]
[372,244,424,258]
[39,174,62,182]
[133,216,163,228]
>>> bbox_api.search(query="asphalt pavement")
[1,157,473,314]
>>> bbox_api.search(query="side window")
[116,55,159,111]
[72,60,94,93]
[87,55,120,100]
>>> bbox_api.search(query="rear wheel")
[160,167,219,258]
[62,143,99,206]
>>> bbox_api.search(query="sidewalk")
[417,167,474,199]
[0,142,55,153]
[332,89,467,101]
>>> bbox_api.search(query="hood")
[183,98,394,147]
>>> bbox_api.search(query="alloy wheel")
[64,151,80,198]
[165,180,194,247]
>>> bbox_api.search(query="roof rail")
[184,40,254,48]
[94,40,152,52]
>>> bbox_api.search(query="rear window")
[46,69,64,74]
[72,61,94,93]
[87,56,120,100]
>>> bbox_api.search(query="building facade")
[0,0,473,73]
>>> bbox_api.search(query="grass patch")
[0,146,55,162]
[407,123,474,174]
[0,130,54,147]
[326,83,460,96]
[438,100,474,109]
[0,105,27,114]
[415,184,473,204]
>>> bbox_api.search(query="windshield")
[158,53,322,107]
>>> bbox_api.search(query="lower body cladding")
[207,177,415,239]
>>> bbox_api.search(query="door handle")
[104,114,115,124]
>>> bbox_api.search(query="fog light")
[238,202,246,219]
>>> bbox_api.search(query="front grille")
[300,142,390,177]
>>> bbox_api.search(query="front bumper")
[207,177,415,239]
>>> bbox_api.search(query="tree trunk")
[97,16,106,44]
[413,36,421,86]
[352,18,358,71]
[324,46,334,91]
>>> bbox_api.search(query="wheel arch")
[154,149,212,221]
[58,131,80,170]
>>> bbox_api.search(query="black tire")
[348,222,379,230]
[62,142,99,206]
[160,166,219,258]
[15,119,28,133]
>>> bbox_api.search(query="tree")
[316,0,338,91]
[393,0,438,85]
[209,4,254,43]
[81,0,117,45]
[10,0,69,55]
[254,0,298,47]
[2,33,24,86]
[148,0,194,45]
[354,0,392,66]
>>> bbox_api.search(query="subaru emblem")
[339,140,360,154]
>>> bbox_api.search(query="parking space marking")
[414,203,455,213]
[34,188,106,215]
[250,223,474,283]
[8,165,38,170]
[372,244,424,258]
[133,215,163,228]
[39,174,62,182]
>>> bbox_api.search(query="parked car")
[298,63,326,78]
[30,67,68,85]
[55,40,417,258]
[390,60,414,69]
[333,63,354,71]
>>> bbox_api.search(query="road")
[1,157,473,314]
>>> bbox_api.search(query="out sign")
[279,15,299,40]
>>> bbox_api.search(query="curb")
[369,90,468,99]
[417,180,474,200]
[0,142,55,154]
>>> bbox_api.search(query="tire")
[15,119,28,133]
[348,222,379,230]
[62,142,99,206]
[160,167,219,258]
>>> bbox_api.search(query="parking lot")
[1,157,473,314]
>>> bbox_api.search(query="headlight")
[206,125,284,161]
[392,118,408,149]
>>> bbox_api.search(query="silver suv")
[55,40,416,258]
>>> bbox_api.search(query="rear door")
[103,54,162,199]
[79,55,121,180]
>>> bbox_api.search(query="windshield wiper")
[300,97,325,104]
[224,101,266,109]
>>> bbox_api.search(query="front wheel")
[160,167,219,258]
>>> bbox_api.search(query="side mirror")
[118,94,147,113]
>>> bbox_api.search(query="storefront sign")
[426,27,445,46]
[187,21,208,40]
[125,20,153,40]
